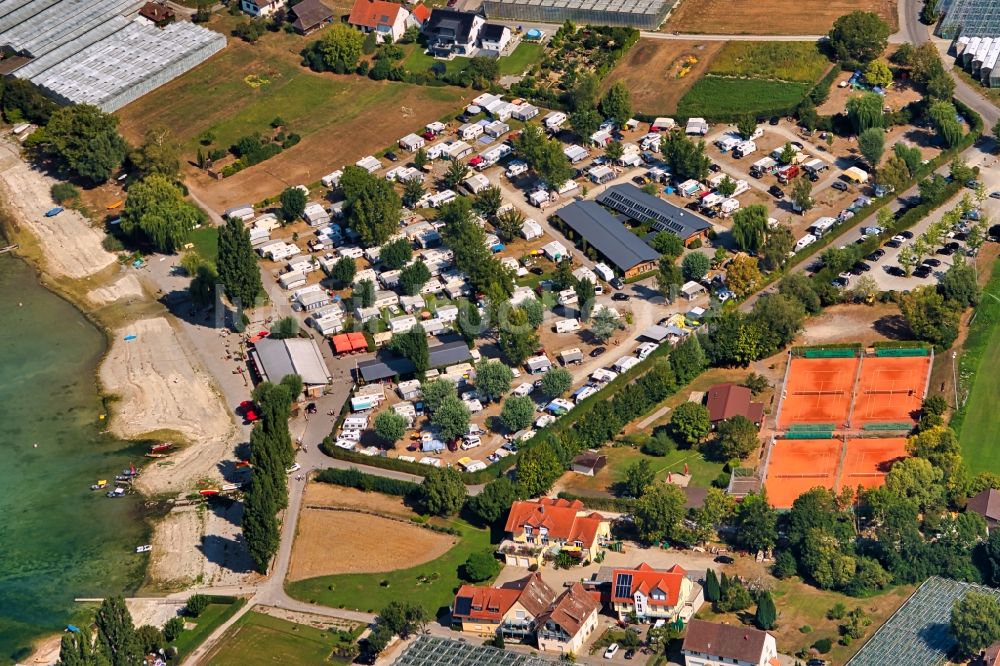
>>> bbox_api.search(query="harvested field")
[666,0,897,35]
[288,509,457,581]
[601,39,724,115]
[116,26,465,211]
[303,482,415,519]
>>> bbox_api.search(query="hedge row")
[871,340,933,350]
[556,491,636,513]
[314,467,420,497]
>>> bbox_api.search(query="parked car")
[708,163,722,173]
[886,239,902,248]
[854,261,871,273]
[610,277,624,290]
[604,644,620,660]
[714,554,734,564]
[900,230,914,239]
[832,276,850,288]
[966,179,981,190]
[937,246,956,255]
[624,649,636,660]
[769,116,780,125]
[612,292,631,301]
[866,249,885,261]
[385,151,399,162]
[990,191,1000,200]
[913,267,932,278]
[885,265,906,277]
[923,258,941,267]
[831,180,849,192]
[768,185,785,199]
[530,267,544,275]
[590,347,606,357]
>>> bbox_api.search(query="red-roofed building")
[451,572,556,638]
[536,583,601,655]
[407,2,430,28]
[609,563,703,623]
[348,0,409,43]
[705,383,764,428]
[500,498,611,568]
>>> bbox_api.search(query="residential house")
[681,619,779,666]
[348,0,410,43]
[452,572,557,638]
[967,488,1000,530]
[479,23,511,52]
[608,563,703,623]
[535,583,600,655]
[423,8,485,56]
[138,2,175,26]
[290,0,334,34]
[500,498,610,567]
[705,383,764,428]
[570,453,606,476]
[406,2,430,28]
[241,0,282,16]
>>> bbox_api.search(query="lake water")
[0,256,147,663]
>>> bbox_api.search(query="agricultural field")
[665,0,897,35]
[707,42,831,84]
[601,39,725,114]
[677,77,810,118]
[116,24,464,211]
[204,611,363,665]
[287,509,458,581]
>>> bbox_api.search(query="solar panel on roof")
[614,572,633,599]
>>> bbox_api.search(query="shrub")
[185,594,209,617]
[50,182,79,204]
[812,638,833,654]
[315,467,419,497]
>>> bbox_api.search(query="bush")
[812,638,833,653]
[185,594,210,617]
[315,467,420,497]
[50,182,79,204]
[462,551,501,582]
[102,234,124,252]
[163,616,185,642]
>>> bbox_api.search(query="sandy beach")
[86,273,145,306]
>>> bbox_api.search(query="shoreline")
[0,137,242,663]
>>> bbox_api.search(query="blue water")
[0,256,148,663]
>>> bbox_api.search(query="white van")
[732,141,757,159]
[557,289,578,306]
[636,342,659,360]
[513,382,534,397]
[505,161,528,179]
[461,436,481,450]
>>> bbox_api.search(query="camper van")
[555,318,581,334]
[750,157,778,178]
[732,141,757,159]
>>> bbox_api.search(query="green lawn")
[954,261,1000,472]
[707,42,831,83]
[677,77,809,118]
[189,226,219,265]
[499,43,545,76]
[206,611,363,665]
[170,599,247,659]
[403,46,471,77]
[285,519,492,616]
[604,446,724,488]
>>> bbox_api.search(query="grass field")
[403,46,470,77]
[189,226,219,265]
[205,611,362,665]
[499,43,545,76]
[170,598,247,659]
[707,42,831,83]
[677,77,809,118]
[285,517,492,617]
[954,261,1000,472]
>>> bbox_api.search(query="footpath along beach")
[0,136,258,661]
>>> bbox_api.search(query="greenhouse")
[939,0,1000,38]
[482,0,670,30]
[393,636,557,666]
[953,35,1000,87]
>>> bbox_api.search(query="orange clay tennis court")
[777,357,859,429]
[764,439,841,509]
[841,438,909,492]
[851,357,932,427]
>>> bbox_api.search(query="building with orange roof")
[407,2,431,27]
[608,562,703,623]
[451,572,556,638]
[500,498,611,568]
[348,0,410,43]
[536,583,601,655]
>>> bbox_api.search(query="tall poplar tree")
[217,217,264,309]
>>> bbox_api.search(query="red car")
[469,155,484,167]
[422,131,436,141]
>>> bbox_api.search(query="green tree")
[670,402,711,446]
[828,11,891,64]
[50,182,80,205]
[938,256,980,307]
[682,252,710,281]
[402,176,425,208]
[894,142,923,175]
[705,569,721,602]
[623,459,656,498]
[570,108,601,140]
[575,278,597,318]
[732,204,769,253]
[498,307,539,366]
[473,185,503,219]
[185,594,210,617]
[419,466,466,516]
[120,175,206,252]
[877,155,912,194]
[443,160,469,190]
[633,484,686,544]
[475,359,514,403]
[755,591,777,630]
[373,410,408,445]
[717,175,738,198]
[45,104,128,183]
[538,367,573,399]
[846,93,884,133]
[715,416,760,460]
[900,286,961,349]
[398,260,431,296]
[329,256,356,287]
[736,115,757,140]
[791,177,814,213]
[600,82,632,127]
[494,207,525,241]
[380,237,413,270]
[279,186,307,222]
[606,140,625,161]
[749,293,805,355]
[354,278,376,308]
[520,297,545,329]
[733,490,777,552]
[725,254,762,299]
[590,306,623,342]
[135,625,164,655]
[304,23,364,73]
[233,18,266,42]
[650,231,685,258]
[389,324,430,373]
[670,334,707,384]
[858,127,886,167]
[128,127,180,179]
[431,395,471,442]
[515,443,563,497]
[341,167,401,248]
[413,147,428,169]
[463,551,501,582]
[421,378,455,413]
[761,225,794,272]
[95,596,141,666]
[217,217,264,308]
[500,394,535,432]
[164,616,185,642]
[468,477,516,524]
[864,60,893,87]
[243,462,282,572]
[951,593,1000,658]
[57,628,102,666]
[378,600,428,638]
[662,131,711,181]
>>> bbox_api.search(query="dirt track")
[602,40,724,115]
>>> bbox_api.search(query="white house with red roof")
[451,572,556,638]
[500,498,611,568]
[348,0,409,43]
[682,619,779,666]
[609,562,704,623]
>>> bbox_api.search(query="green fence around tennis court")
[800,348,859,358]
[783,431,834,439]
[874,347,931,357]
[863,422,913,431]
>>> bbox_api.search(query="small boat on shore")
[221,483,243,491]
[149,443,173,453]
[199,488,220,497]
[91,480,108,490]
[135,545,152,553]
[106,487,126,498]
[115,475,133,483]
[145,453,169,459]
